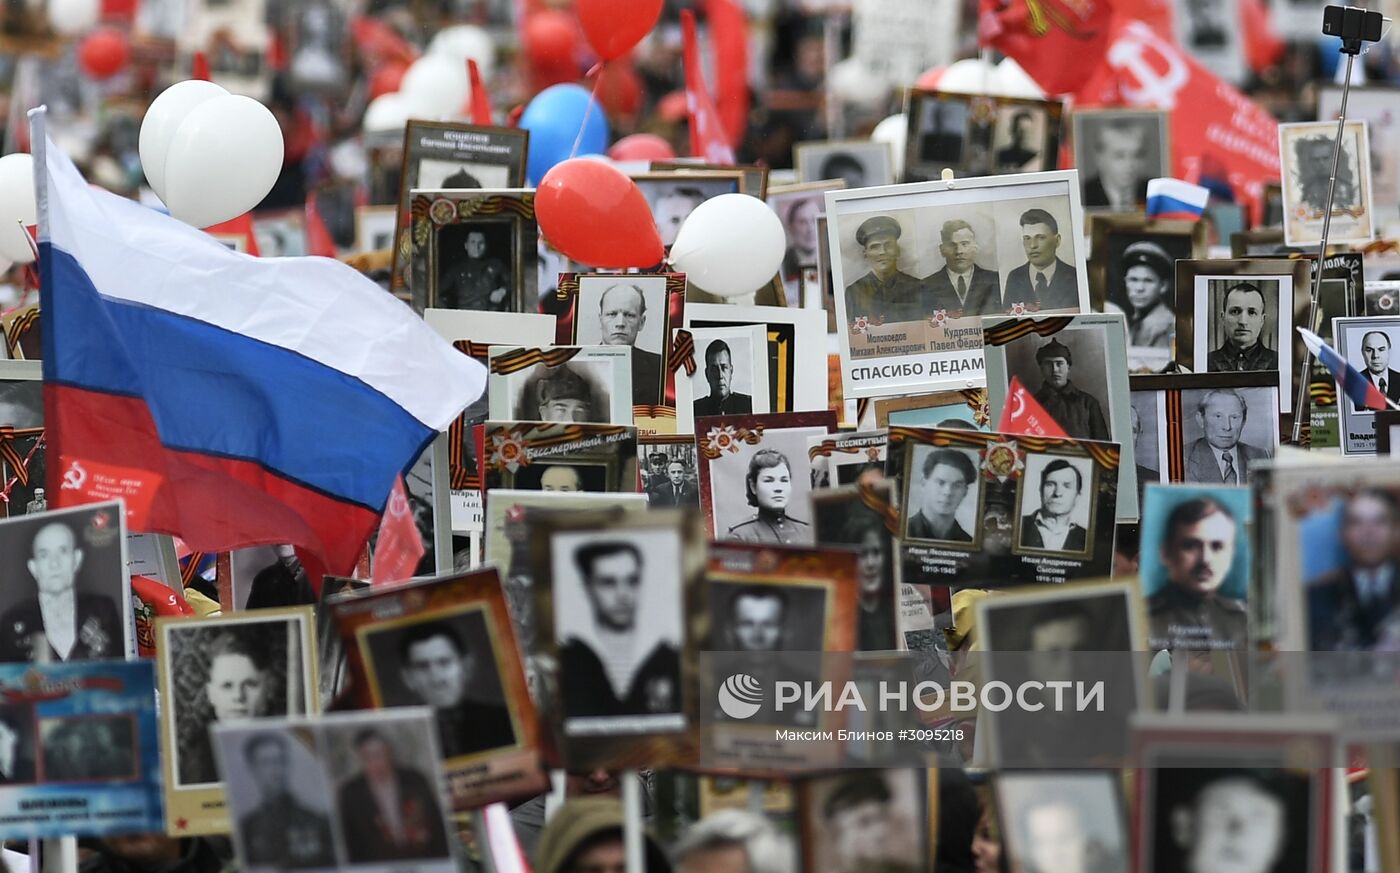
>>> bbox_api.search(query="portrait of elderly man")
[907,448,977,543]
[1184,389,1272,485]
[1206,282,1278,372]
[1148,497,1247,652]
[1353,329,1400,411]
[1019,459,1089,553]
[595,282,661,406]
[1030,338,1111,441]
[1003,209,1079,312]
[1306,489,1400,652]
[1083,120,1153,210]
[924,219,1002,316]
[843,215,926,325]
[1118,241,1175,353]
[0,518,121,663]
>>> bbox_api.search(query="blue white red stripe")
[1146,177,1210,221]
[1298,327,1390,412]
[31,108,485,574]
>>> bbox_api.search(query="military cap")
[855,216,902,246]
[536,364,592,405]
[1035,338,1073,364]
[1121,240,1172,280]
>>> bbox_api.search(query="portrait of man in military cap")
[1025,337,1111,441]
[1142,488,1250,652]
[842,214,927,326]
[513,362,607,423]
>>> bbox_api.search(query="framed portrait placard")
[354,204,398,255]
[982,313,1139,520]
[156,607,318,835]
[811,482,901,651]
[903,90,1065,182]
[529,509,705,770]
[808,430,887,490]
[794,139,895,189]
[679,325,772,435]
[769,180,845,302]
[1070,109,1171,214]
[328,568,547,810]
[409,189,538,314]
[1170,0,1245,83]
[826,171,1090,401]
[0,359,43,519]
[796,770,932,873]
[685,303,828,413]
[487,345,633,426]
[1279,120,1376,248]
[554,273,687,433]
[1128,372,1279,484]
[1333,316,1400,455]
[391,122,529,301]
[994,772,1130,873]
[633,171,745,250]
[1318,85,1400,216]
[886,426,1120,586]
[639,435,701,509]
[648,163,767,198]
[480,421,639,494]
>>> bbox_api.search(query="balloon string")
[569,64,606,160]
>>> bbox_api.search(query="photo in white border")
[1016,454,1095,557]
[1191,274,1295,414]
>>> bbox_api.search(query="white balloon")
[0,154,37,265]
[48,0,100,36]
[871,113,907,180]
[935,58,998,95]
[163,95,284,229]
[669,194,786,299]
[827,57,891,107]
[994,58,1046,99]
[139,79,228,201]
[363,93,410,133]
[427,25,496,80]
[400,54,470,120]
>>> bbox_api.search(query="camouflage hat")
[1035,338,1072,364]
[1121,240,1172,280]
[855,215,902,246]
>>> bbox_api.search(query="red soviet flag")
[370,475,424,587]
[978,0,1114,96]
[681,10,736,164]
[998,376,1070,438]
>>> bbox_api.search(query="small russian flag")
[1146,178,1211,222]
[1298,327,1393,412]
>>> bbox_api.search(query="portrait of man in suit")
[648,458,697,508]
[1354,329,1400,411]
[1206,282,1278,373]
[0,518,121,663]
[236,733,336,869]
[1306,489,1400,651]
[596,282,661,407]
[337,728,450,863]
[1019,459,1089,554]
[559,540,682,721]
[694,339,753,417]
[395,621,517,759]
[1002,208,1078,312]
[995,110,1040,171]
[1029,338,1110,441]
[843,215,927,325]
[906,448,978,544]
[1082,120,1152,210]
[1184,389,1272,485]
[923,219,1002,316]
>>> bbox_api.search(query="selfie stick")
[1293,6,1388,444]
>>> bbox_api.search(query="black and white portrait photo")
[992,105,1047,173]
[1335,317,1400,454]
[813,487,899,650]
[704,422,830,546]
[641,448,698,508]
[768,184,833,297]
[1006,332,1112,442]
[359,608,518,760]
[997,202,1081,314]
[995,772,1129,873]
[161,611,314,788]
[901,445,982,547]
[354,205,397,254]
[1180,387,1277,484]
[0,702,35,784]
[802,770,925,873]
[1016,455,1095,557]
[550,528,686,735]
[512,461,608,493]
[687,328,769,420]
[707,580,827,652]
[795,140,895,189]
[39,715,137,782]
[415,158,511,191]
[0,504,129,663]
[1280,120,1375,247]
[1145,767,1314,873]
[1132,391,1165,490]
[574,276,668,407]
[912,96,969,172]
[319,714,453,868]
[1099,225,1197,360]
[218,728,338,870]
[1072,110,1168,212]
[488,348,632,425]
[1174,0,1244,83]
[434,221,514,312]
[1199,278,1283,374]
[637,176,741,248]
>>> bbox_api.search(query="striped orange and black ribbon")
[669,330,697,376]
[0,426,42,487]
[633,405,678,420]
[490,423,632,451]
[857,482,900,535]
[982,316,1077,348]
[1309,381,1338,405]
[1165,390,1185,479]
[452,339,494,359]
[180,553,206,587]
[490,346,583,375]
[4,308,39,357]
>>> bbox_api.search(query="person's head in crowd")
[1196,389,1248,452]
[536,365,596,422]
[204,631,270,723]
[599,284,647,348]
[920,448,976,526]
[1094,121,1149,193]
[542,465,584,493]
[705,340,736,401]
[575,541,644,633]
[1019,208,1062,270]
[1219,284,1268,354]
[1169,771,1291,873]
[728,586,788,652]
[745,450,793,515]
[1340,488,1400,571]
[535,797,671,873]
[820,153,867,189]
[1161,497,1238,597]
[672,809,795,873]
[398,622,472,709]
[656,187,706,247]
[28,521,82,597]
[823,774,896,872]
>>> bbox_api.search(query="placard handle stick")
[623,769,645,873]
[1292,48,1357,445]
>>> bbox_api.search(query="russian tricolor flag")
[1299,327,1391,413]
[1146,178,1211,222]
[32,109,485,575]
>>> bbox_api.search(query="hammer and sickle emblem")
[1107,22,1189,108]
[61,460,87,491]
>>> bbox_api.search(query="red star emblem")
[175,818,188,831]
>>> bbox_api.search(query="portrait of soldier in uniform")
[1147,495,1247,652]
[842,215,926,325]
[438,226,511,311]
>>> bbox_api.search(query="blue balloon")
[520,84,610,185]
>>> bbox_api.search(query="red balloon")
[595,61,642,117]
[78,28,129,80]
[537,158,662,269]
[369,61,408,100]
[524,10,580,73]
[608,133,675,162]
[577,0,663,61]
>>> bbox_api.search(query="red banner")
[978,0,1114,97]
[370,475,424,587]
[997,376,1070,437]
[681,10,736,164]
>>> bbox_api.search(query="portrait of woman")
[726,449,811,544]
[839,504,897,650]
